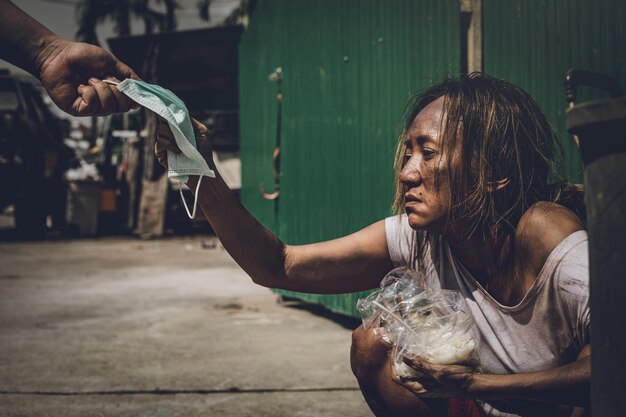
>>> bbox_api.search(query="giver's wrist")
[0,0,57,74]
[33,35,65,76]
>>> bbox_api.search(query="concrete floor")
[0,236,373,417]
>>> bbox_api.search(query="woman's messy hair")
[393,73,584,272]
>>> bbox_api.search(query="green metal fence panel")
[239,3,288,234]
[239,0,460,317]
[484,0,626,183]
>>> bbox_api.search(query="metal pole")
[460,0,482,73]
[566,69,626,416]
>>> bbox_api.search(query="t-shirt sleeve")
[553,231,591,350]
[385,215,413,268]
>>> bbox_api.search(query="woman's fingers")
[155,142,168,169]
[191,117,208,137]
[400,356,478,398]
[156,118,182,154]
[399,356,442,395]
[191,117,209,146]
[402,356,447,385]
[391,365,429,396]
[404,357,476,380]
[403,356,433,373]
[154,117,216,169]
[154,117,182,169]
[190,117,213,159]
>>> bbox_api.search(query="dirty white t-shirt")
[385,215,590,417]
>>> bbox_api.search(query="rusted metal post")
[565,69,626,416]
[460,0,482,73]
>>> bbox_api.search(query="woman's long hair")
[393,73,584,286]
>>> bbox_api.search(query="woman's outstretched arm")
[187,170,393,293]
[157,118,394,294]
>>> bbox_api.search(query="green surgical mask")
[115,79,215,218]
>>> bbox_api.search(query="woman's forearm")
[471,354,591,407]
[0,0,58,75]
[187,172,290,289]
[185,161,391,294]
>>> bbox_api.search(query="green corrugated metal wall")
[239,0,626,318]
[239,0,460,317]
[484,0,626,182]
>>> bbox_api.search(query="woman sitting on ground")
[155,73,589,417]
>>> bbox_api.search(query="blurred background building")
[0,0,243,238]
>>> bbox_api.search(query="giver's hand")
[155,117,213,170]
[392,356,480,399]
[36,38,139,116]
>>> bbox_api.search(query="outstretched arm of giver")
[186,172,393,294]
[0,0,57,74]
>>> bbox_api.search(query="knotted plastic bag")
[356,267,481,378]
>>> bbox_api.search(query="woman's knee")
[350,325,390,380]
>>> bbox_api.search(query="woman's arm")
[158,119,394,294]
[187,171,393,294]
[473,344,591,407]
[396,344,591,408]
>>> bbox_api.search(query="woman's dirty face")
[400,96,452,233]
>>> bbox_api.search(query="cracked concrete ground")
[0,236,374,417]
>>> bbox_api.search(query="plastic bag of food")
[356,267,426,337]
[356,267,480,378]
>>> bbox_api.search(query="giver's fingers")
[103,76,138,112]
[74,80,133,116]
[156,117,182,154]
[87,77,137,114]
[75,83,100,116]
[106,59,141,110]
[88,78,117,114]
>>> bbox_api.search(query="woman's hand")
[391,355,479,399]
[155,117,213,169]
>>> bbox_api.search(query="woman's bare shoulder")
[516,201,585,274]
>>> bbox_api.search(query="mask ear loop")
[179,175,204,219]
